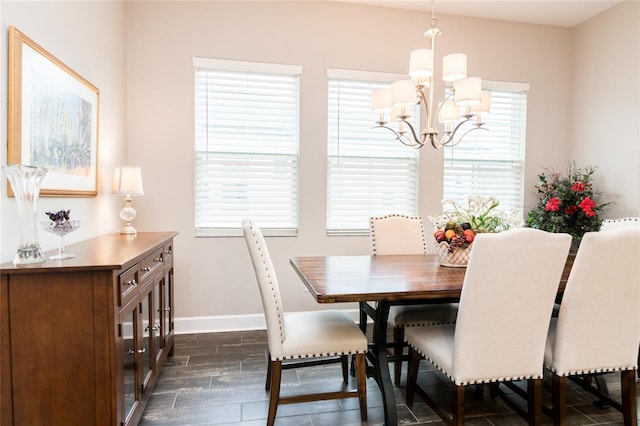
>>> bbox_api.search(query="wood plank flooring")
[140,330,638,425]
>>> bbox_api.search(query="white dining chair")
[368,214,458,385]
[242,219,368,425]
[544,228,640,426]
[405,228,572,425]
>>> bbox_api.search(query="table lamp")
[112,166,144,235]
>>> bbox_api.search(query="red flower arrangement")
[527,163,612,243]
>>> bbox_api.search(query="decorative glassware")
[41,220,81,260]
[2,164,48,264]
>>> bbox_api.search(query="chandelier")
[371,6,491,149]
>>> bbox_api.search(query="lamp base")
[119,197,138,235]
[120,224,138,235]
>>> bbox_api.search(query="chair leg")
[354,353,368,421]
[341,355,349,384]
[267,360,282,426]
[621,369,637,426]
[394,326,405,386]
[527,378,542,426]
[405,346,421,406]
[452,384,465,425]
[265,352,272,391]
[551,374,566,426]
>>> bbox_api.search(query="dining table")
[289,253,574,426]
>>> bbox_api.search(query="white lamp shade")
[438,101,460,122]
[409,49,433,82]
[371,88,392,112]
[470,90,492,113]
[391,80,416,106]
[112,166,144,195]
[454,77,482,107]
[442,53,467,82]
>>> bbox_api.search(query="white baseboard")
[174,308,363,335]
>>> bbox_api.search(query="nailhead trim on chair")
[274,349,368,361]
[600,217,639,227]
[249,229,286,343]
[546,364,637,376]
[408,342,541,386]
[401,320,456,328]
[370,214,427,256]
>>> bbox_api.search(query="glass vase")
[2,164,48,264]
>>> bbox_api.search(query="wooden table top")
[290,253,574,304]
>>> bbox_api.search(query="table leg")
[367,301,397,426]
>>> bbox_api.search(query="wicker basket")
[435,241,472,267]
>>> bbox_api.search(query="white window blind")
[443,81,529,215]
[194,58,301,236]
[327,69,419,234]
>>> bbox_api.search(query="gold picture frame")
[8,26,100,197]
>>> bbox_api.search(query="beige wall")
[569,0,640,217]
[0,1,126,261]
[124,1,574,331]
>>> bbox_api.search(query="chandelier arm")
[373,124,423,148]
[399,119,426,148]
[441,126,489,148]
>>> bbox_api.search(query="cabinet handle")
[165,250,172,255]
[128,349,135,355]
[154,257,163,263]
[125,279,137,286]
[164,307,171,312]
[137,348,146,354]
[142,267,152,272]
[153,324,161,331]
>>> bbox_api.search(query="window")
[193,58,301,236]
[443,81,530,215]
[326,69,419,234]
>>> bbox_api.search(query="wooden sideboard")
[1,231,177,426]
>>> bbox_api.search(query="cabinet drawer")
[140,248,164,283]
[119,266,139,305]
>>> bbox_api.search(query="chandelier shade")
[372,3,490,149]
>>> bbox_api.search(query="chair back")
[548,228,640,375]
[452,228,571,384]
[370,214,426,255]
[242,219,286,359]
[599,217,640,231]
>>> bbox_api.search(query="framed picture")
[8,26,100,197]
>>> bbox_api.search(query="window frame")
[326,68,420,235]
[442,80,530,218]
[193,57,302,237]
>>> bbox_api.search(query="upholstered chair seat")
[243,219,368,426]
[278,310,368,360]
[544,228,640,426]
[405,228,572,425]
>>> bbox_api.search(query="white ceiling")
[333,0,624,28]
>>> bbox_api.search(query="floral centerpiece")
[526,163,612,249]
[430,195,520,267]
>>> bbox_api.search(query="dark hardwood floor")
[140,330,638,425]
